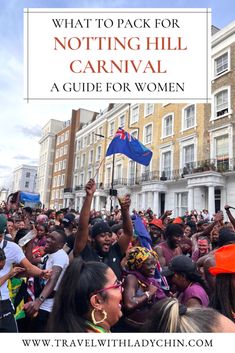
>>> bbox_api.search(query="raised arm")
[117,194,133,254]
[73,179,96,257]
[224,205,235,230]
[191,212,224,247]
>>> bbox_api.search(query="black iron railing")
[71,158,235,192]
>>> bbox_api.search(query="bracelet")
[144,291,150,299]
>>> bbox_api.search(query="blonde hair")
[144,298,220,333]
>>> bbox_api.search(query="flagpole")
[94,133,117,213]
[92,157,105,180]
[110,154,115,213]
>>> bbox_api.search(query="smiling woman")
[48,258,123,332]
[121,246,166,331]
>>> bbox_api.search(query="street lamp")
[95,133,116,212]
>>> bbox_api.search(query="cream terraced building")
[66,21,235,216]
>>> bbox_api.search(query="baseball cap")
[62,213,75,224]
[209,244,235,276]
[161,255,196,277]
[149,218,164,230]
[0,215,7,234]
[173,217,184,225]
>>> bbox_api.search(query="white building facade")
[37,119,64,208]
[12,165,38,193]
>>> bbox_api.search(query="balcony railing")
[74,185,84,191]
[64,187,73,193]
[71,158,235,192]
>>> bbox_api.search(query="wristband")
[38,295,45,303]
[144,291,150,299]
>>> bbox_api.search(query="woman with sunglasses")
[48,258,123,332]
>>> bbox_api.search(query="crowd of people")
[0,179,235,333]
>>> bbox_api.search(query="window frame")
[182,104,196,131]
[144,123,153,145]
[162,113,174,138]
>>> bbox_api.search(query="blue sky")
[0,0,235,187]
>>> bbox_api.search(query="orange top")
[209,244,235,276]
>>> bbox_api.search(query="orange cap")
[209,244,235,276]
[173,217,183,224]
[149,218,164,230]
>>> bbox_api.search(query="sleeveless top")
[160,242,182,265]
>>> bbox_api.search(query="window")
[55,149,59,158]
[84,136,87,147]
[60,189,64,199]
[57,135,61,145]
[81,153,86,167]
[74,175,78,188]
[96,146,101,161]
[57,175,61,187]
[131,130,138,139]
[119,115,125,128]
[26,172,30,178]
[106,167,111,185]
[59,161,62,171]
[175,192,188,216]
[61,174,65,186]
[215,89,228,117]
[80,173,84,186]
[142,164,151,181]
[65,131,69,141]
[130,105,139,124]
[215,135,229,171]
[215,52,228,76]
[115,164,122,182]
[183,144,195,168]
[129,160,136,184]
[75,156,80,169]
[77,140,81,151]
[61,133,64,143]
[25,181,29,188]
[87,134,91,145]
[144,103,154,117]
[89,150,94,164]
[64,145,68,155]
[60,147,63,157]
[163,114,173,137]
[161,151,171,179]
[62,160,67,170]
[109,121,115,136]
[144,124,152,144]
[53,176,57,188]
[183,105,195,129]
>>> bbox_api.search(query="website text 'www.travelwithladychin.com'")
[20,337,213,349]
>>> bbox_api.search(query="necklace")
[86,320,110,333]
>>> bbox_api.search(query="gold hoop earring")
[91,308,107,325]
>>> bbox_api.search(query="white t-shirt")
[40,249,69,312]
[0,239,25,300]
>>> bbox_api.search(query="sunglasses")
[92,280,123,295]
